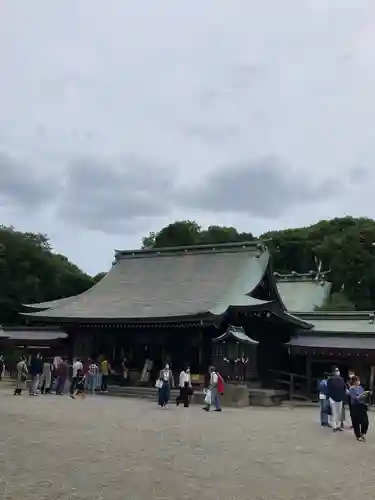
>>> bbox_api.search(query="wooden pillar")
[306,353,312,397]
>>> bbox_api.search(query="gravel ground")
[0,386,373,500]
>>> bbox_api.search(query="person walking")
[0,354,4,381]
[157,363,173,408]
[40,358,53,394]
[70,358,83,395]
[87,359,99,395]
[176,366,192,407]
[29,353,43,396]
[14,356,28,395]
[327,367,347,432]
[349,376,370,441]
[318,374,330,427]
[71,369,86,400]
[203,367,224,412]
[55,357,69,395]
[100,357,111,392]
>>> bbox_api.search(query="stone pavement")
[0,386,374,500]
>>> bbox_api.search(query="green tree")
[93,272,106,283]
[142,221,254,249]
[0,226,94,324]
[315,292,355,311]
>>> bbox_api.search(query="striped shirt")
[88,363,99,376]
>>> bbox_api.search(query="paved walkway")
[0,387,373,500]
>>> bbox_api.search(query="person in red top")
[203,367,225,412]
[217,371,225,395]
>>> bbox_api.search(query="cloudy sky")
[1,1,375,274]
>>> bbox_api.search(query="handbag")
[155,379,163,389]
[204,389,212,405]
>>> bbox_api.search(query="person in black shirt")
[327,367,347,432]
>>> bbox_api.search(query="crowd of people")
[9,353,226,412]
[318,367,371,442]
[12,353,112,398]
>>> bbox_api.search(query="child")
[71,369,86,400]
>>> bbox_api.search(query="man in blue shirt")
[327,367,347,432]
[318,374,330,426]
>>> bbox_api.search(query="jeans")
[320,398,329,425]
[158,382,170,407]
[87,373,97,394]
[206,388,221,410]
[29,375,40,395]
[101,375,108,392]
[56,377,66,394]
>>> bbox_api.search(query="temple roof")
[286,334,375,351]
[0,326,67,341]
[275,273,332,312]
[213,325,258,344]
[23,242,279,322]
[296,311,375,334]
[24,295,77,311]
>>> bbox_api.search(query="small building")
[274,271,375,397]
[286,311,375,394]
[22,242,310,384]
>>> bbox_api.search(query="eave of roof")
[22,242,273,321]
[286,334,375,351]
[213,325,258,344]
[23,295,78,310]
[294,311,375,334]
[0,327,67,341]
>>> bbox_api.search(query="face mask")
[165,365,169,370]
[335,370,340,376]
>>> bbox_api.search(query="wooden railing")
[267,369,319,400]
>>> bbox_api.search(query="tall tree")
[0,226,94,324]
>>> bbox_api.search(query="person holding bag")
[157,363,173,408]
[203,366,224,412]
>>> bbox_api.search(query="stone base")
[221,383,249,408]
[191,383,249,407]
[248,388,286,407]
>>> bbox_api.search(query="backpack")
[217,373,225,394]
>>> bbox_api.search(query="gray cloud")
[176,157,359,218]
[57,156,176,233]
[0,152,59,210]
[184,124,239,143]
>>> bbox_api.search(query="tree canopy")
[0,226,94,324]
[142,217,375,311]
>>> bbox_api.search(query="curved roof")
[276,278,331,312]
[296,312,375,334]
[213,325,258,344]
[24,295,78,310]
[286,335,375,350]
[23,242,273,322]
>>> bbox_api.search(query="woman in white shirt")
[158,363,174,408]
[176,367,192,407]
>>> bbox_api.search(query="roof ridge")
[115,241,264,261]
